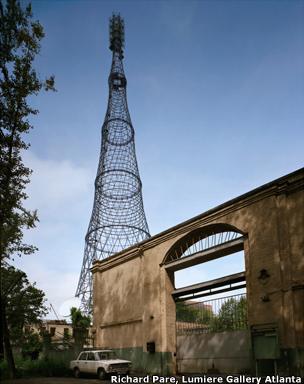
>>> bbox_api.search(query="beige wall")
[46,322,72,341]
[92,169,304,372]
[177,330,251,374]
[93,255,143,348]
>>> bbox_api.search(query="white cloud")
[14,257,80,319]
[24,151,94,213]
[12,151,95,318]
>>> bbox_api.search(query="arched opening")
[163,223,250,374]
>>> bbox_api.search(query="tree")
[176,301,213,324]
[0,0,55,262]
[70,307,91,350]
[21,330,42,360]
[0,0,55,377]
[214,296,247,332]
[1,265,47,375]
[3,266,47,341]
[62,327,72,348]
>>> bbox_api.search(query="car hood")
[101,359,131,364]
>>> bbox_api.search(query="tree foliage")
[212,296,247,332]
[70,307,91,348]
[176,297,247,334]
[21,330,42,360]
[2,265,47,344]
[70,307,91,329]
[0,265,47,377]
[176,301,213,323]
[0,2,55,376]
[0,0,55,262]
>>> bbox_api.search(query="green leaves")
[1,265,48,344]
[176,301,213,323]
[70,307,91,329]
[211,296,247,332]
[0,2,54,375]
[0,0,55,262]
[176,296,247,333]
[70,307,91,347]
[44,75,56,92]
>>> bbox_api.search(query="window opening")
[165,225,248,335]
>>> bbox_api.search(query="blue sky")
[14,0,304,317]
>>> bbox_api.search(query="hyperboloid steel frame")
[76,14,150,314]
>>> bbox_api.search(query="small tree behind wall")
[70,307,90,352]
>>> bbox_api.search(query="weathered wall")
[92,168,304,375]
[92,238,178,373]
[93,256,143,348]
[176,330,251,374]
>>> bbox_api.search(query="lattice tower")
[76,14,150,314]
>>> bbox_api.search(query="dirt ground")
[1,378,107,384]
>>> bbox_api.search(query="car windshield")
[97,351,117,360]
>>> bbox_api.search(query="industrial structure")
[92,168,304,376]
[76,15,150,314]
[75,14,303,376]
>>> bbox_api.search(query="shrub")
[0,356,71,379]
[18,358,71,377]
[0,359,9,380]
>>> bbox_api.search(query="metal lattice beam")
[76,15,150,315]
[164,237,244,272]
[163,229,243,265]
[173,272,246,301]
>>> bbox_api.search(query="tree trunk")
[0,269,4,361]
[1,299,16,379]
[0,302,4,361]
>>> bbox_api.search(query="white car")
[70,349,132,379]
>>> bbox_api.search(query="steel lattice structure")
[76,15,150,314]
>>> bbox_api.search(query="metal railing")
[176,293,247,335]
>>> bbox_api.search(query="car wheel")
[74,367,81,378]
[98,368,107,380]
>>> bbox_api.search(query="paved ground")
[2,378,108,384]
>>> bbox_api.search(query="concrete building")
[25,320,94,349]
[42,320,73,343]
[92,168,304,376]
[25,320,73,343]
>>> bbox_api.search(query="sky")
[13,0,304,318]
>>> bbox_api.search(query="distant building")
[42,320,73,342]
[25,319,94,348]
[25,320,73,342]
